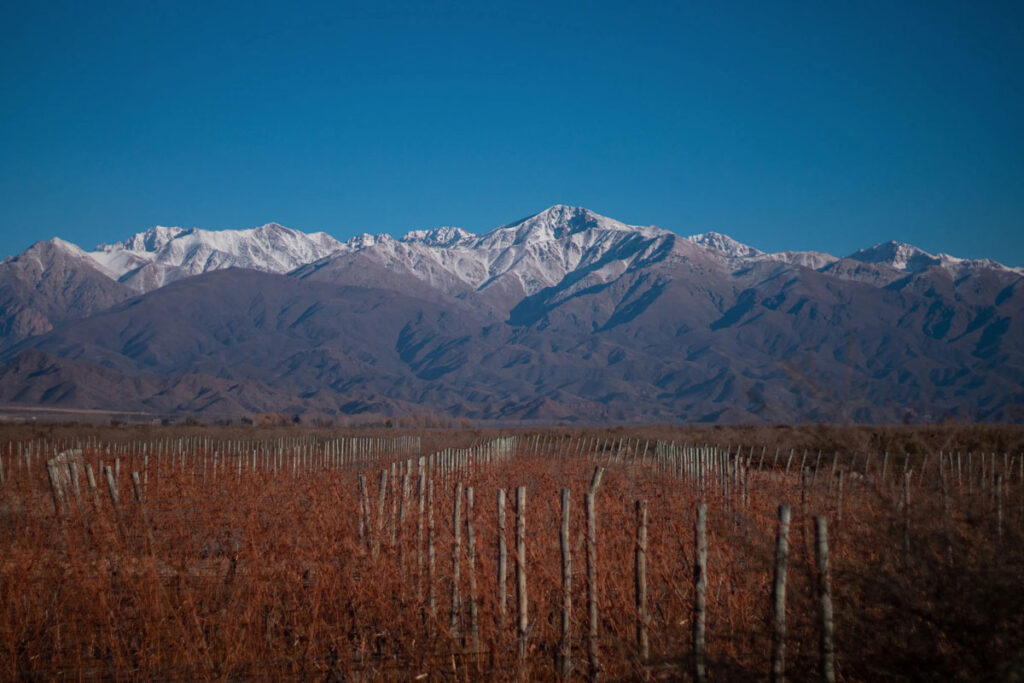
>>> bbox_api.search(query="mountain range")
[1,205,1021,423]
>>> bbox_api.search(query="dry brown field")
[1,425,1022,680]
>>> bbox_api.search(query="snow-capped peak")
[97,225,187,253]
[482,205,665,249]
[687,232,764,259]
[848,241,941,272]
[685,232,840,270]
[845,240,1024,277]
[48,237,91,257]
[343,233,397,250]
[290,205,680,304]
[82,222,344,292]
[401,226,475,247]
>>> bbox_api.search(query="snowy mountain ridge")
[10,206,1022,300]
[846,240,1019,276]
[294,205,681,301]
[2,205,1022,424]
[85,222,344,292]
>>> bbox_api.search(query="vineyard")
[1,429,1022,680]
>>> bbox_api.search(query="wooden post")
[428,480,437,622]
[498,488,508,631]
[814,517,836,683]
[105,464,126,540]
[417,471,425,601]
[902,470,912,559]
[466,486,481,669]
[585,490,600,680]
[374,469,387,557]
[391,462,399,546]
[131,471,155,552]
[398,471,409,551]
[69,459,82,504]
[516,486,529,676]
[635,499,649,663]
[996,473,1004,549]
[357,474,369,553]
[85,464,101,511]
[451,482,463,641]
[939,454,954,566]
[560,488,572,680]
[770,505,792,683]
[46,461,65,516]
[835,472,845,533]
[104,463,120,508]
[693,503,708,683]
[589,465,605,495]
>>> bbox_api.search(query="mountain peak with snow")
[83,222,344,292]
[687,231,764,259]
[6,207,1020,306]
[484,205,665,248]
[847,240,940,272]
[401,226,475,247]
[101,225,188,253]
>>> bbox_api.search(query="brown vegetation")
[0,427,1022,679]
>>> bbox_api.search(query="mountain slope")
[295,205,701,315]
[0,239,133,345]
[90,222,343,292]
[0,222,345,351]
[1,206,1020,423]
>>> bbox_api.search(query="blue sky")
[2,0,1023,264]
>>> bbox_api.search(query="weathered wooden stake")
[996,473,1004,548]
[85,464,101,511]
[374,469,387,557]
[46,462,65,516]
[693,503,708,683]
[515,486,529,676]
[357,474,369,552]
[635,499,649,663]
[104,464,126,540]
[902,470,913,559]
[131,471,155,552]
[398,471,409,550]
[770,505,792,683]
[497,488,508,631]
[939,454,954,566]
[417,471,425,601]
[585,490,600,679]
[451,482,463,641]
[835,472,845,532]
[466,486,481,669]
[428,479,437,622]
[814,517,836,683]
[560,488,572,680]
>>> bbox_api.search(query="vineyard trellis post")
[466,486,481,671]
[814,516,836,683]
[585,490,601,680]
[770,505,792,683]
[694,502,708,683]
[635,499,649,664]
[451,482,463,642]
[560,487,572,680]
[428,479,437,623]
[498,488,508,631]
[516,485,529,678]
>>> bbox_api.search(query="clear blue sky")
[2,0,1023,264]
